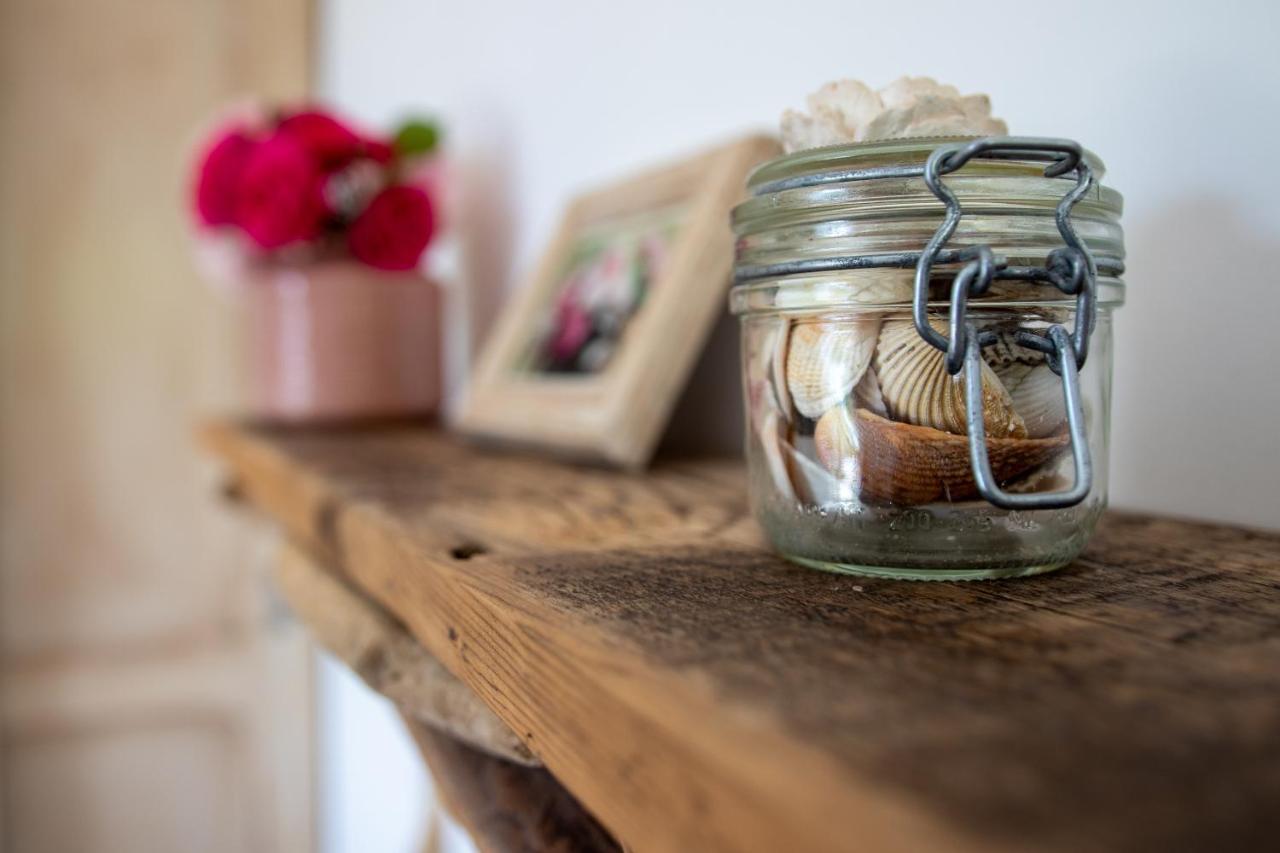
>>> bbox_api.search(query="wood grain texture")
[274,541,537,765]
[202,421,1280,853]
[404,717,620,853]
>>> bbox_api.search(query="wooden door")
[0,1,315,850]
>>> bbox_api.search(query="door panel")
[0,1,314,850]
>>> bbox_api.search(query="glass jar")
[730,137,1125,580]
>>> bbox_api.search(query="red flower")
[278,110,362,172]
[193,129,256,226]
[363,137,395,164]
[235,133,328,249]
[347,185,435,271]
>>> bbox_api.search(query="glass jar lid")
[730,136,1124,314]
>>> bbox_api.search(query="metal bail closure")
[912,136,1100,510]
[965,325,1092,509]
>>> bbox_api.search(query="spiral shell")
[853,409,1068,506]
[785,318,880,420]
[994,362,1067,439]
[873,319,1027,439]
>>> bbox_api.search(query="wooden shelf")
[202,421,1280,853]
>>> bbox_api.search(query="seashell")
[758,409,797,503]
[1004,453,1074,495]
[747,320,785,430]
[981,329,1045,369]
[874,319,1027,439]
[994,362,1067,439]
[770,318,792,417]
[750,319,780,380]
[785,318,880,419]
[786,439,842,505]
[853,410,1068,506]
[758,409,841,505]
[852,366,888,417]
[814,402,859,477]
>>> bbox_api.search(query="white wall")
[317,1,1279,846]
[318,655,477,853]
[320,0,1280,531]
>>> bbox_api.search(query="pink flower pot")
[240,260,442,421]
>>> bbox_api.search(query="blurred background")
[2,0,1277,851]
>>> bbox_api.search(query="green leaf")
[393,119,441,157]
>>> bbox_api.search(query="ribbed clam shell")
[981,329,1045,369]
[995,362,1067,439]
[853,410,1068,506]
[814,403,859,477]
[785,318,880,420]
[873,319,1027,439]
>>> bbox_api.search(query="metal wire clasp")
[913,137,1099,510]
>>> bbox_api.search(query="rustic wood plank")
[273,540,619,851]
[273,541,537,765]
[403,717,620,853]
[202,421,1280,853]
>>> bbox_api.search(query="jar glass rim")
[745,135,1109,195]
[731,135,1126,301]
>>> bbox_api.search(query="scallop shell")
[785,318,880,419]
[814,402,859,477]
[994,362,1067,439]
[853,410,1068,506]
[874,319,1027,439]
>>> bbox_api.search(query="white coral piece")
[877,76,961,110]
[779,76,1008,154]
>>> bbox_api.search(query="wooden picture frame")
[455,134,780,469]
